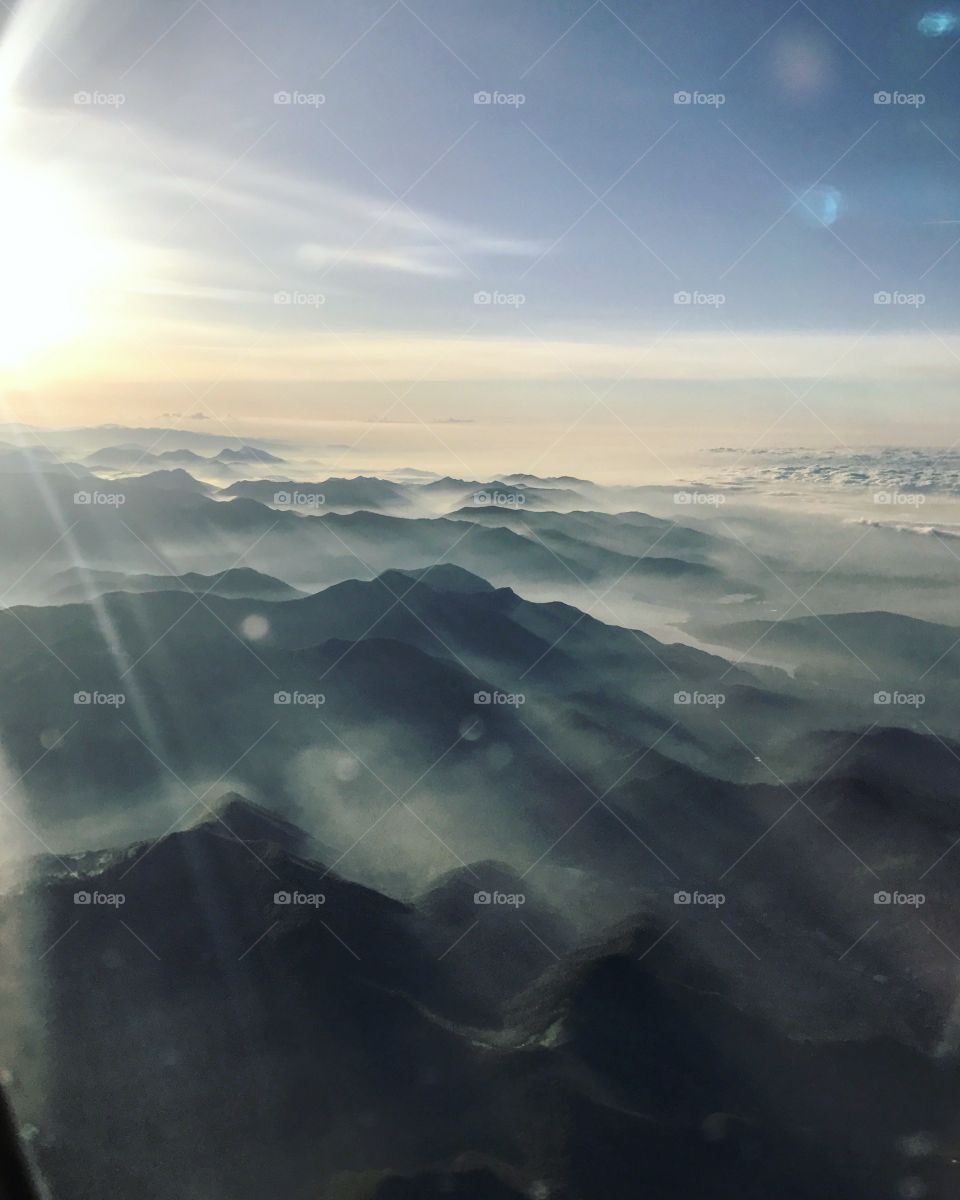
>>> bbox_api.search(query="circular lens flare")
[802,185,843,228]
[918,11,958,36]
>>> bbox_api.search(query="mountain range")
[1,438,959,1198]
[5,795,955,1200]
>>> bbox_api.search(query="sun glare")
[0,161,115,371]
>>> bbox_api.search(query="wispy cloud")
[297,243,461,278]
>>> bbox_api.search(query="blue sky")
[1,0,959,454]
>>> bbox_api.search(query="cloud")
[1,106,550,359]
[7,110,960,426]
[709,448,960,498]
[297,244,460,279]
[847,519,960,539]
[60,324,960,388]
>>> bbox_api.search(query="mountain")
[775,726,960,870]
[450,480,588,512]
[500,925,954,1199]
[219,476,409,511]
[48,565,305,603]
[418,476,484,493]
[694,610,960,681]
[437,505,760,601]
[196,790,316,851]
[0,449,93,478]
[0,471,755,615]
[444,506,721,562]
[119,468,212,493]
[3,797,954,1200]
[6,426,960,1200]
[154,449,211,465]
[0,562,916,921]
[0,564,777,857]
[0,581,583,863]
[213,445,285,464]
[84,444,162,468]
[413,859,574,1013]
[1,797,481,1199]
[502,472,593,487]
[390,564,496,594]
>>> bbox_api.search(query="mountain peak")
[126,468,209,492]
[194,793,308,851]
[214,445,284,464]
[414,860,548,934]
[380,564,495,594]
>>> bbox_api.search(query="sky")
[0,0,959,467]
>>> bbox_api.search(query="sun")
[0,161,116,371]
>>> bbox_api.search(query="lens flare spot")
[240,614,270,640]
[918,11,958,36]
[772,33,831,97]
[802,185,843,227]
[333,754,360,782]
[458,715,484,742]
[485,742,514,771]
